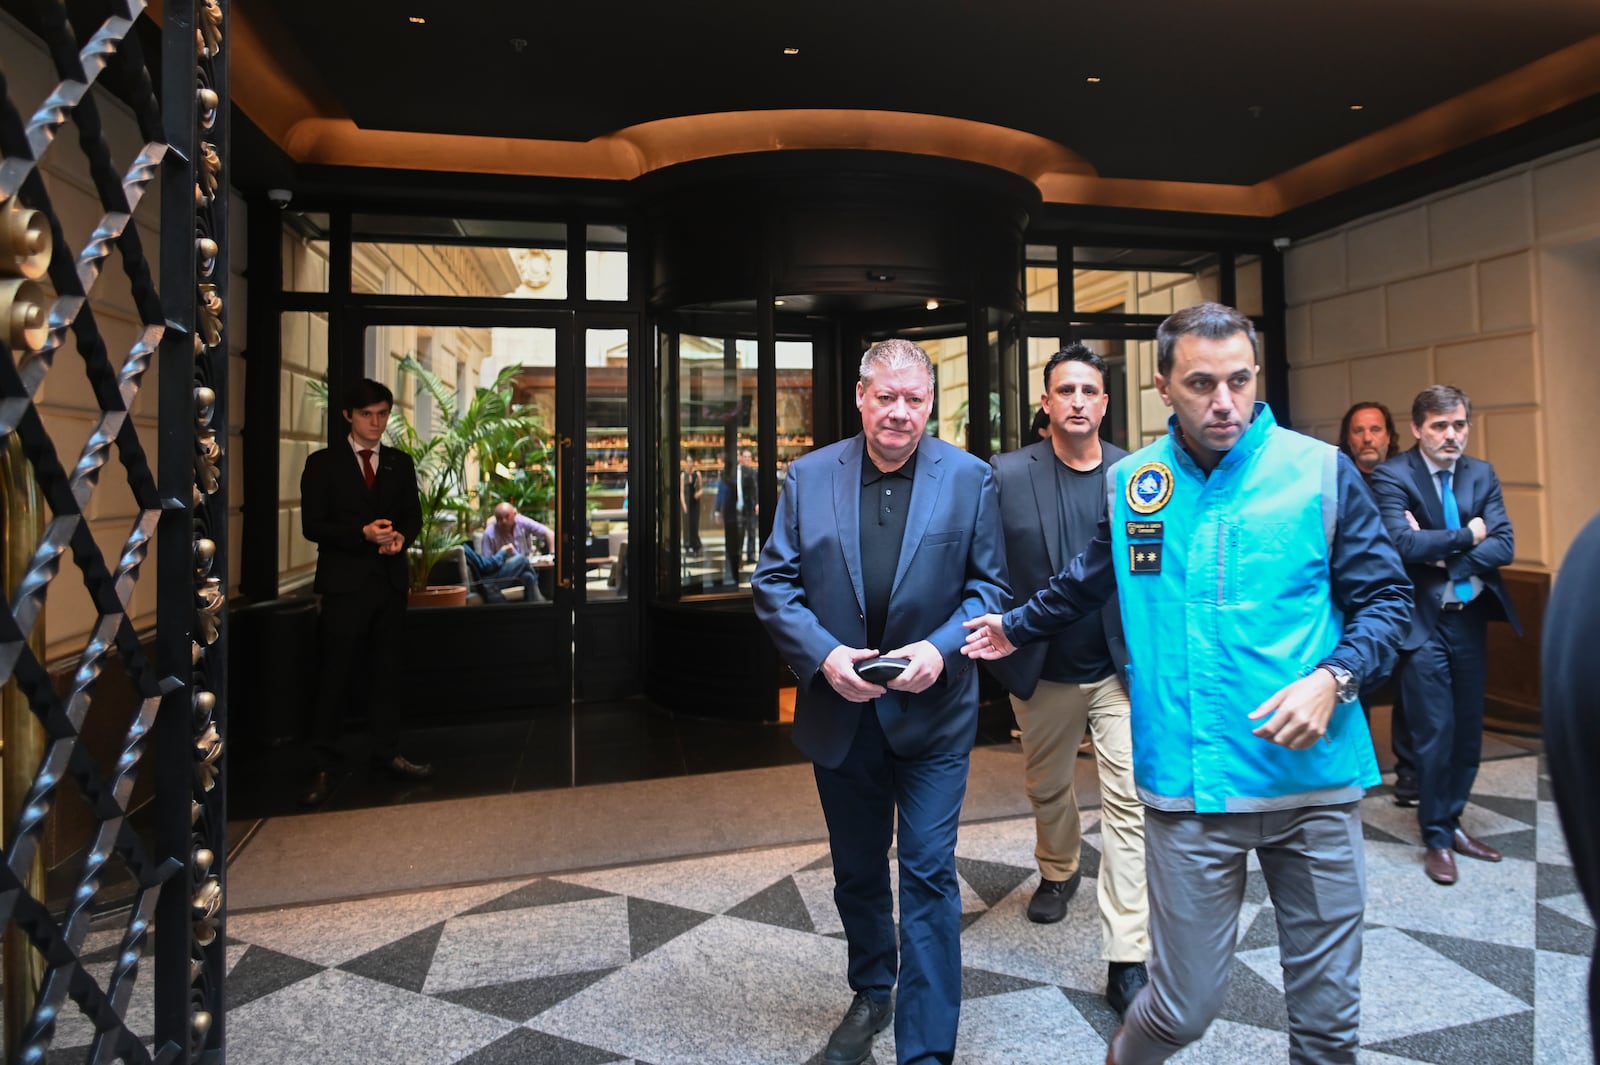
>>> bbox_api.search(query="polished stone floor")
[64,740,1584,1065]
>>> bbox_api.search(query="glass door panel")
[584,328,630,602]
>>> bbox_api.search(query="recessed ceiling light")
[408,15,425,23]
[783,46,800,55]
[925,299,940,311]
[1349,103,1365,111]
[1085,76,1102,84]
[773,298,786,306]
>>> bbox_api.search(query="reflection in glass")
[925,335,971,451]
[586,224,628,302]
[348,243,572,299]
[678,334,756,593]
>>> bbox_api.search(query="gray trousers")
[1114,803,1366,1065]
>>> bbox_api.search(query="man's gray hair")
[859,339,935,392]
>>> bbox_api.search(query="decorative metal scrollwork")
[0,0,230,1060]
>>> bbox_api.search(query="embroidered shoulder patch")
[1126,462,1174,515]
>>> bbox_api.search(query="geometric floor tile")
[1364,1009,1535,1065]
[1534,950,1593,1065]
[528,916,850,1065]
[226,945,330,1008]
[339,921,445,992]
[951,985,1108,1064]
[560,842,830,914]
[227,969,515,1065]
[219,749,1575,1065]
[629,896,715,958]
[450,1026,628,1065]
[1539,892,1594,928]
[433,967,619,1022]
[1394,928,1536,1005]
[1535,905,1598,957]
[724,875,814,932]
[225,879,526,967]
[424,896,632,994]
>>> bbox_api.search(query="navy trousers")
[813,706,969,1065]
[1398,604,1490,850]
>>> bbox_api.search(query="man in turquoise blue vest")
[961,303,1411,1064]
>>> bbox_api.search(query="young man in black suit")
[1371,385,1521,885]
[299,378,433,806]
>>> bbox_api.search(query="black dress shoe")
[380,755,434,779]
[1105,960,1148,1016]
[822,991,892,1065]
[1026,871,1082,924]
[1392,770,1419,807]
[299,770,334,807]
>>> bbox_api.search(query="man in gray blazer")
[752,340,1008,1065]
[988,344,1148,1016]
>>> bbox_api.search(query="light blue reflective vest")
[1110,404,1380,813]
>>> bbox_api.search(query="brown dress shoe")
[1452,829,1502,862]
[1424,847,1458,884]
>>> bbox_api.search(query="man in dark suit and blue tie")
[299,377,433,806]
[1371,385,1521,885]
[752,339,1008,1065]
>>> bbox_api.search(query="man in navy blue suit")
[752,339,1008,1065]
[1371,385,1521,885]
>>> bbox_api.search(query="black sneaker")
[1105,960,1149,1016]
[1393,770,1420,808]
[1026,871,1082,924]
[822,992,893,1065]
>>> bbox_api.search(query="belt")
[1441,600,1467,612]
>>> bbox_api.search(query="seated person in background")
[481,501,552,557]
[459,541,542,603]
[474,502,554,602]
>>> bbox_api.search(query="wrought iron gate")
[1,0,228,1060]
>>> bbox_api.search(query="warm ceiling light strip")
[225,2,1600,220]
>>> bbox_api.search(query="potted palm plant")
[388,356,545,605]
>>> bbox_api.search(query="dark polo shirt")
[860,445,918,649]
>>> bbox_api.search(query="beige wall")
[5,14,246,661]
[1284,139,1600,571]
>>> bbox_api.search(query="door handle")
[555,433,571,588]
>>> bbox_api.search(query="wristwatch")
[1318,663,1360,703]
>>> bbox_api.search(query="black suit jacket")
[986,438,1130,700]
[301,443,423,596]
[1370,447,1521,651]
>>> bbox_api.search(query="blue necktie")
[1438,470,1475,602]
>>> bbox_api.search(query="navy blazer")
[751,433,1010,769]
[1370,447,1521,650]
[301,442,423,596]
[986,438,1130,700]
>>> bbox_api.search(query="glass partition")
[585,327,630,601]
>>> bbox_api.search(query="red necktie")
[359,448,376,489]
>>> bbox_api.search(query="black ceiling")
[251,0,1600,188]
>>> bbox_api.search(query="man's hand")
[1468,515,1487,544]
[363,518,398,546]
[377,532,406,556]
[1248,669,1338,750]
[882,640,944,694]
[822,645,887,703]
[961,615,1016,660]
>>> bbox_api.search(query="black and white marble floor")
[63,744,1593,1063]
